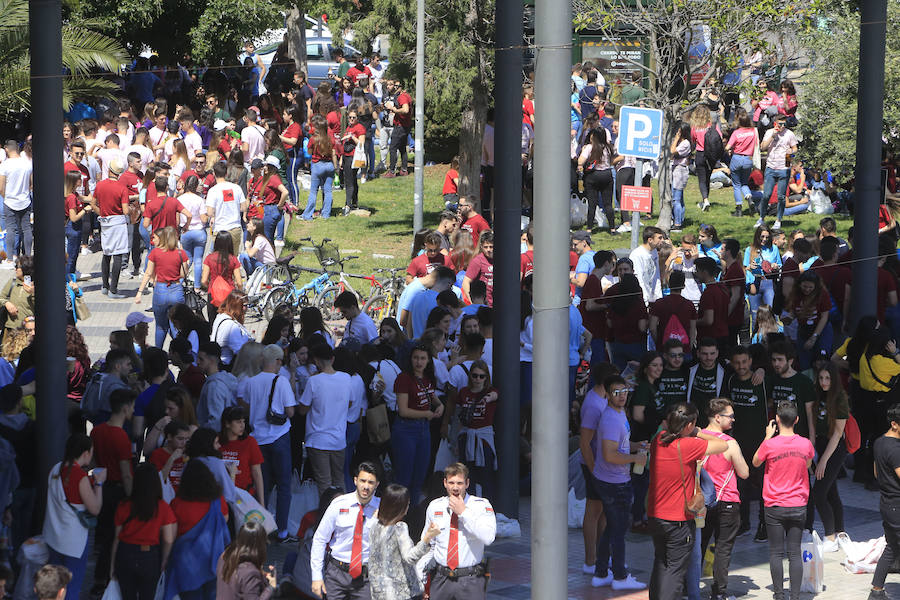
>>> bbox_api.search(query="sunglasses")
[611,388,632,396]
[668,352,684,359]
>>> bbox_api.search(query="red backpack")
[844,414,862,455]
[661,313,690,346]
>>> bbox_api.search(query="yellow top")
[860,348,900,393]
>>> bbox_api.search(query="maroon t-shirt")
[465,254,494,306]
[878,267,898,322]
[94,178,129,217]
[723,261,746,326]
[579,274,608,339]
[606,283,648,344]
[456,386,498,428]
[393,372,436,412]
[393,92,413,129]
[649,295,697,341]
[814,264,852,313]
[144,194,186,232]
[460,214,490,247]
[698,282,730,339]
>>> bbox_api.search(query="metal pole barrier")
[31,0,67,521]
[850,0,886,328]
[412,0,425,232]
[492,0,523,519]
[532,0,571,594]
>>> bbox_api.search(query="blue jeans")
[672,188,685,226]
[589,337,608,364]
[783,200,810,216]
[239,253,261,275]
[65,221,82,274]
[760,167,790,220]
[344,420,361,491]
[263,204,282,242]
[797,321,834,371]
[180,228,206,285]
[748,278,776,318]
[730,154,753,205]
[49,540,89,600]
[285,150,302,209]
[139,221,151,270]
[259,431,292,533]
[609,341,645,371]
[685,521,702,600]
[4,204,32,256]
[303,161,335,219]
[391,418,430,502]
[152,282,184,347]
[631,470,650,523]
[594,480,632,580]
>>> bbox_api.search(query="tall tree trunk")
[655,117,674,232]
[286,6,308,74]
[458,88,488,208]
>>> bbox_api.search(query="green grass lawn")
[285,165,851,274]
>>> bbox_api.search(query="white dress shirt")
[311,492,381,581]
[424,494,496,568]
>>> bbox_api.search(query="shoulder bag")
[265,375,288,425]
[63,465,98,529]
[677,440,705,517]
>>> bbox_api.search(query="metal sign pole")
[630,159,644,249]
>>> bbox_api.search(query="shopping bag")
[567,487,585,529]
[13,536,48,600]
[365,403,391,445]
[266,472,319,535]
[841,534,885,574]
[570,193,587,228]
[496,512,521,538]
[432,438,456,473]
[101,580,123,600]
[159,471,175,503]
[801,530,825,593]
[74,295,92,321]
[352,143,367,170]
[231,487,277,534]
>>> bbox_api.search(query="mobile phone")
[23,276,31,285]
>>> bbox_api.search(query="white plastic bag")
[352,143,367,170]
[159,471,175,503]
[231,487,277,534]
[811,189,833,214]
[567,487,586,529]
[101,580,123,600]
[841,535,886,574]
[266,472,319,536]
[570,193,587,228]
[13,536,48,600]
[495,512,521,538]
[152,573,180,600]
[433,438,456,473]
[801,530,825,593]
[593,207,609,230]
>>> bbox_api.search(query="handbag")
[751,130,762,170]
[677,440,705,517]
[365,403,391,445]
[209,275,234,307]
[74,294,91,321]
[265,375,288,426]
[351,142,366,170]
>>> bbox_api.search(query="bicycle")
[262,263,336,322]
[361,267,407,323]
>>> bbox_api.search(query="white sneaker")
[582,563,594,575]
[773,219,782,230]
[274,239,285,247]
[591,574,613,587]
[616,222,632,233]
[754,218,764,228]
[611,574,646,591]
[822,538,840,553]
[701,199,711,211]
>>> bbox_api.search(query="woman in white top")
[169,138,190,194]
[212,291,253,365]
[179,175,208,287]
[239,217,276,275]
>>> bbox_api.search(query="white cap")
[213,119,228,131]
[264,155,281,170]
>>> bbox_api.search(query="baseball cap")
[571,230,592,243]
[125,311,153,328]
[250,158,265,170]
[264,155,281,170]
[213,119,228,131]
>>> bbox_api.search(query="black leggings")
[695,150,712,201]
[765,505,806,600]
[811,436,846,536]
[343,155,359,208]
[101,253,123,293]
[852,387,888,483]
[873,503,900,588]
[583,168,614,230]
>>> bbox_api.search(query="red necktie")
[447,512,459,570]
[349,505,364,578]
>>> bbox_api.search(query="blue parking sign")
[617,106,663,160]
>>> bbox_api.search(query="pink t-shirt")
[700,430,740,503]
[756,434,814,508]
[727,128,758,156]
[690,125,721,152]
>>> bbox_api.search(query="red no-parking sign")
[620,185,652,213]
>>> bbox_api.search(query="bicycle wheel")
[315,284,342,321]
[363,293,390,324]
[263,286,289,322]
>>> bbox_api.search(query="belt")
[328,555,368,578]
[435,563,487,579]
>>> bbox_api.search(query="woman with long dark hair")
[787,271,833,371]
[66,325,91,405]
[811,363,849,551]
[630,351,663,530]
[301,114,336,220]
[744,225,782,316]
[298,306,333,347]
[647,403,727,599]
[110,463,177,600]
[43,433,105,600]
[186,428,237,504]
[202,230,243,321]
[577,127,616,231]
[605,273,648,370]
[725,109,759,217]
[215,521,276,599]
[261,314,294,348]
[168,303,210,356]
[219,405,265,504]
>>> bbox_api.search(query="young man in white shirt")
[629,225,664,303]
[205,161,248,255]
[0,140,33,258]
[178,111,203,160]
[298,343,354,494]
[236,344,297,542]
[240,108,267,161]
[334,291,378,346]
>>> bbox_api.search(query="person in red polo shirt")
[458,196,490,247]
[110,463,177,600]
[695,257,731,350]
[91,158,130,298]
[143,175,192,236]
[406,231,454,284]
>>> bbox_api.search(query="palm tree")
[0,0,128,117]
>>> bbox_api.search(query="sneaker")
[77,271,93,281]
[773,219,782,230]
[582,563,594,575]
[710,181,724,189]
[754,522,767,543]
[274,239,285,247]
[731,206,743,217]
[101,287,109,296]
[591,573,613,587]
[382,171,396,178]
[398,169,409,176]
[616,222,632,233]
[611,574,646,591]
[822,538,840,553]
[701,199,711,211]
[342,205,351,216]
[108,292,126,299]
[868,589,887,599]
[754,218,764,228]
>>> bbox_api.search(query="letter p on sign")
[616,106,663,160]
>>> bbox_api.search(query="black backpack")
[704,126,725,165]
